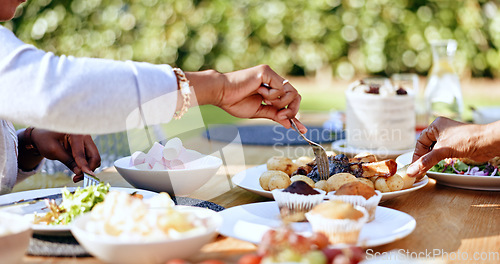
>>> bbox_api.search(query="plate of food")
[396,152,500,191]
[0,184,158,235]
[232,153,428,201]
[218,201,416,247]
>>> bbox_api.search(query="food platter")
[0,187,158,235]
[218,201,416,247]
[396,152,500,191]
[231,164,428,201]
[331,139,414,160]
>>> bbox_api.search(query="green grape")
[301,250,327,264]
[275,248,302,263]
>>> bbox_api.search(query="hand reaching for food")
[407,117,500,179]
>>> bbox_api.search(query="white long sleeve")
[0,25,178,135]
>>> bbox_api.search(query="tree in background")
[3,0,499,79]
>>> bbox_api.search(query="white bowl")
[0,212,32,264]
[114,150,222,196]
[71,206,222,264]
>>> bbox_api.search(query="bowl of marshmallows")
[114,138,222,196]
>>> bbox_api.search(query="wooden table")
[22,120,500,264]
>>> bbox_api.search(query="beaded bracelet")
[172,68,192,120]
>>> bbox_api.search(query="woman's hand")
[407,117,500,179]
[31,130,101,182]
[186,65,307,132]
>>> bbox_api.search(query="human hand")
[406,117,498,179]
[195,65,306,132]
[31,130,101,182]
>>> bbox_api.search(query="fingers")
[407,149,445,178]
[67,135,94,176]
[83,136,101,171]
[411,125,439,163]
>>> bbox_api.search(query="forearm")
[182,70,225,110]
[0,27,178,134]
[17,129,44,172]
[479,120,500,158]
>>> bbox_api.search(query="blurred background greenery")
[3,0,500,79]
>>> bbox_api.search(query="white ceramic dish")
[231,164,428,201]
[0,211,32,264]
[72,206,222,264]
[114,151,222,196]
[0,187,158,236]
[218,201,416,247]
[397,152,500,191]
[332,139,414,160]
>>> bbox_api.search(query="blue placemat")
[204,125,344,145]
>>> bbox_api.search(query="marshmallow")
[163,137,184,160]
[169,159,185,170]
[130,151,147,166]
[147,142,165,163]
[151,161,167,171]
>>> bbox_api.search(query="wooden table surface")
[21,119,500,264]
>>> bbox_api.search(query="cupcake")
[328,181,382,222]
[271,181,326,222]
[305,200,368,245]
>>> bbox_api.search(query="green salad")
[34,183,110,225]
[429,158,499,177]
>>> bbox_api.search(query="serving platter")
[0,187,158,235]
[231,164,428,201]
[397,152,500,191]
[218,201,416,247]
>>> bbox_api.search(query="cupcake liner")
[326,190,382,222]
[271,189,326,222]
[305,205,368,245]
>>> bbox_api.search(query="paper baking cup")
[305,206,368,245]
[326,190,382,222]
[271,189,326,222]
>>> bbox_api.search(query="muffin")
[328,181,382,222]
[271,181,326,222]
[305,200,368,245]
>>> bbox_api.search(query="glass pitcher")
[424,39,463,123]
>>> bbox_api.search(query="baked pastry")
[260,170,291,191]
[329,182,382,222]
[305,200,368,245]
[290,175,315,188]
[335,181,376,200]
[326,173,357,191]
[271,181,325,222]
[267,156,298,176]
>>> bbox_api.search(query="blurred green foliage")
[3,0,500,78]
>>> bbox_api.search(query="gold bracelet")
[172,68,192,120]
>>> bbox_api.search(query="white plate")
[397,152,500,191]
[0,187,158,235]
[218,201,416,247]
[231,164,428,202]
[332,139,414,160]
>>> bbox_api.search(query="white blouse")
[0,25,179,194]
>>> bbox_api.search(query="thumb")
[406,150,442,178]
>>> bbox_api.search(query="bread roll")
[327,173,357,191]
[314,180,330,192]
[357,177,375,189]
[268,173,292,190]
[386,174,404,191]
[267,156,298,176]
[260,170,288,191]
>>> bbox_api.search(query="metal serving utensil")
[290,119,330,181]
[83,173,101,187]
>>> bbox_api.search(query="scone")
[271,181,325,222]
[305,200,368,245]
[328,181,382,222]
